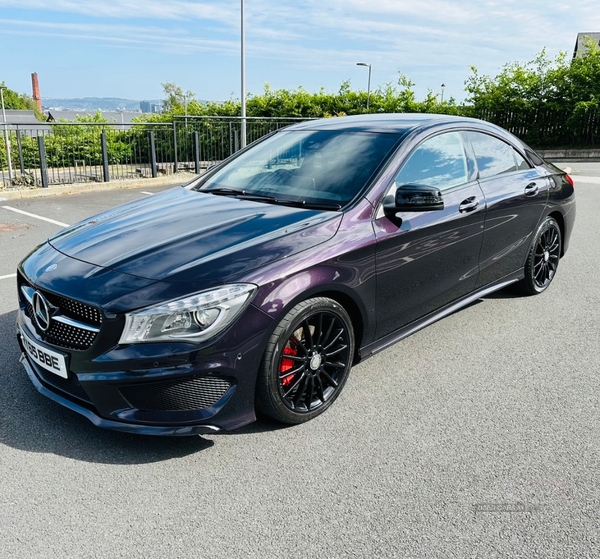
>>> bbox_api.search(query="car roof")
[285,113,487,135]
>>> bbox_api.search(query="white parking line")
[1,206,69,228]
[0,273,17,280]
[140,191,154,196]
[571,175,600,184]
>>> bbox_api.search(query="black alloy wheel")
[520,216,562,295]
[256,297,355,424]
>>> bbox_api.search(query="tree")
[161,82,196,114]
[0,82,41,115]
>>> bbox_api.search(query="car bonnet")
[47,187,342,283]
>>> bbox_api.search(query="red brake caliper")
[280,345,298,387]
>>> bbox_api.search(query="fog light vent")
[119,376,232,412]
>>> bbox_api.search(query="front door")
[374,131,486,339]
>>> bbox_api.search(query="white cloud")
[0,0,237,23]
[0,18,240,55]
[1,0,600,99]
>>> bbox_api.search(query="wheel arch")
[314,290,365,363]
[547,210,566,257]
[253,277,370,366]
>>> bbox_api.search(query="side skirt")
[359,271,523,360]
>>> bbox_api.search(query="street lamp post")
[441,83,446,103]
[240,0,247,149]
[356,62,372,110]
[184,94,188,128]
[0,85,14,184]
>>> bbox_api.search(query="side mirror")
[384,184,444,217]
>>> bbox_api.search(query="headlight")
[119,284,257,344]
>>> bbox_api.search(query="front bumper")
[16,303,273,436]
[19,353,221,436]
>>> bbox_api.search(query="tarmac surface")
[0,165,599,558]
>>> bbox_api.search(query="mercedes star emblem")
[32,291,52,332]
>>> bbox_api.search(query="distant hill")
[43,97,162,112]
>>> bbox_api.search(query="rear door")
[465,132,550,288]
[373,131,486,339]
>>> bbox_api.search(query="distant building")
[3,110,50,132]
[573,32,600,58]
[140,101,162,114]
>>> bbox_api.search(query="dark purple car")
[16,114,576,435]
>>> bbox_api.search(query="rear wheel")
[519,216,562,295]
[256,297,355,424]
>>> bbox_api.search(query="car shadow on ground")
[0,310,215,464]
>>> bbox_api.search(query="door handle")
[525,182,539,196]
[459,197,479,213]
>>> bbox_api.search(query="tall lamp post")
[183,93,189,128]
[441,83,446,103]
[240,0,246,148]
[356,62,372,110]
[0,85,13,184]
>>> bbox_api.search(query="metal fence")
[469,105,600,148]
[4,109,600,188]
[0,116,310,188]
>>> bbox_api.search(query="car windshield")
[194,129,402,208]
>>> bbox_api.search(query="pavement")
[0,172,198,201]
[0,165,599,558]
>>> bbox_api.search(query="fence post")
[194,131,200,174]
[16,129,25,174]
[101,130,110,182]
[172,122,179,173]
[37,136,49,188]
[149,131,157,178]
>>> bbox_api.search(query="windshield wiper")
[276,200,342,211]
[202,188,278,203]
[235,193,279,203]
[201,188,341,211]
[201,187,244,196]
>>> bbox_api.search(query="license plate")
[20,327,68,379]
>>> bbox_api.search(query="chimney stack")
[31,72,42,113]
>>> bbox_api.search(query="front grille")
[19,273,103,351]
[54,295,104,326]
[48,320,98,350]
[119,376,232,412]
[35,366,92,404]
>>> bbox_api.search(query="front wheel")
[256,297,355,424]
[519,216,562,295]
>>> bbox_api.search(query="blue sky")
[0,0,598,104]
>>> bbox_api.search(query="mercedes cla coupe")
[16,114,576,435]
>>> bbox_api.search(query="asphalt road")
[0,167,599,558]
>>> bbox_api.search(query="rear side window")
[395,132,468,191]
[467,132,520,179]
[514,150,531,171]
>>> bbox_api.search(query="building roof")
[2,110,38,124]
[573,32,600,58]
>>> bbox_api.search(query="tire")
[519,216,562,295]
[256,297,355,424]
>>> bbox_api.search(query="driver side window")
[395,132,468,191]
